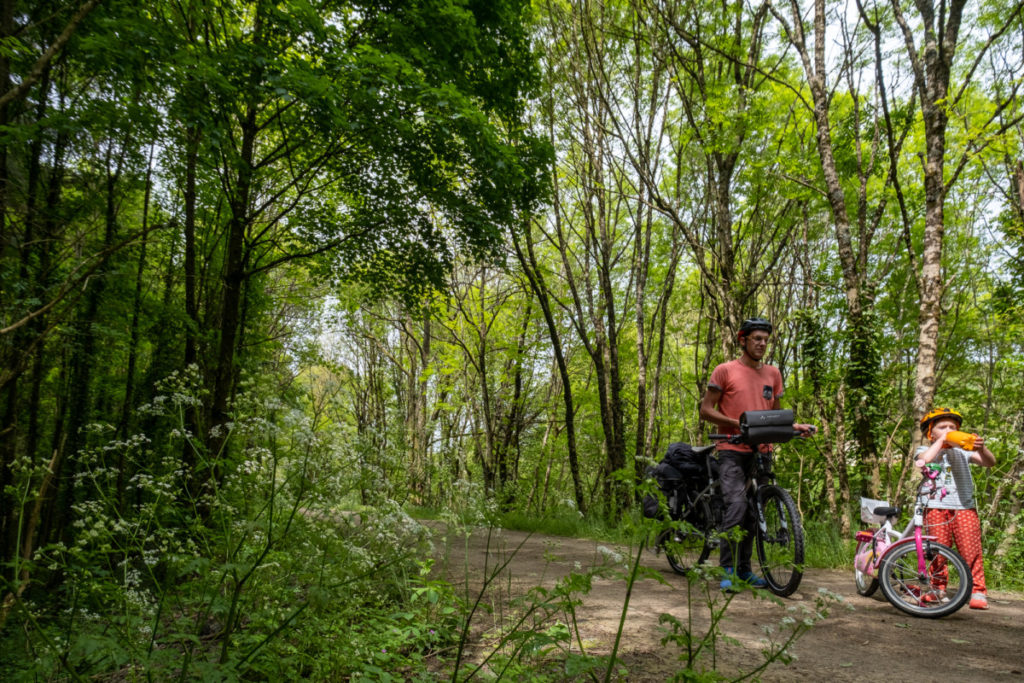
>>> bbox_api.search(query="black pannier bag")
[641,442,718,519]
[641,463,682,519]
[740,409,795,446]
[641,481,662,519]
[662,442,706,479]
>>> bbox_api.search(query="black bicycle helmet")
[738,317,773,339]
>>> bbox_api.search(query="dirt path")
[432,526,1024,681]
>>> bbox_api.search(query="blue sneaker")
[720,566,736,592]
[737,570,767,588]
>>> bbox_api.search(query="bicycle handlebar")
[708,428,816,445]
[707,409,817,447]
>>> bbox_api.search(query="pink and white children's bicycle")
[853,485,972,618]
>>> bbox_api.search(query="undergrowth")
[483,509,849,572]
[1,374,847,681]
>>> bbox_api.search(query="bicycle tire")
[877,540,972,618]
[659,498,713,575]
[854,540,879,597]
[754,485,804,597]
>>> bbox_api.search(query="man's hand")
[794,423,816,436]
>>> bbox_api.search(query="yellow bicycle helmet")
[919,407,963,438]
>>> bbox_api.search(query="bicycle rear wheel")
[854,539,879,597]
[755,485,804,597]
[658,496,713,576]
[877,540,972,618]
[660,525,712,576]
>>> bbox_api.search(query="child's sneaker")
[969,593,989,610]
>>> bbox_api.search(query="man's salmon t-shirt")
[707,359,783,452]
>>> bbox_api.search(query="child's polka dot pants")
[924,507,986,594]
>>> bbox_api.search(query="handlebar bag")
[740,409,795,445]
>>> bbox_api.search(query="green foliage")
[801,520,849,569]
[0,374,448,681]
[635,512,847,682]
[497,510,621,542]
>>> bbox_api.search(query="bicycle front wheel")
[877,540,972,618]
[755,485,804,597]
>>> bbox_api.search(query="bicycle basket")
[859,497,890,525]
[740,409,795,445]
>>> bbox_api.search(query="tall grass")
[493,509,852,571]
[802,519,850,568]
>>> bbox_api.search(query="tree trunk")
[497,298,532,508]
[891,0,967,449]
[206,98,259,487]
[0,0,12,245]
[57,140,124,548]
[0,64,51,567]
[774,0,885,495]
[404,309,431,503]
[183,127,200,371]
[512,223,586,513]
[117,153,155,439]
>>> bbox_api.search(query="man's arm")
[699,386,739,429]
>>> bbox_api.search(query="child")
[915,408,996,610]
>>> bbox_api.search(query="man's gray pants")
[718,452,755,572]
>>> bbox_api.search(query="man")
[699,317,813,591]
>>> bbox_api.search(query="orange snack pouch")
[944,430,977,451]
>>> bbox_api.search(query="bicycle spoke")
[659,505,713,576]
[878,541,972,617]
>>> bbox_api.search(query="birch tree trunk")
[772,0,905,502]
[889,0,967,448]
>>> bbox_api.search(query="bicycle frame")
[855,500,938,579]
[656,447,782,552]
[693,449,782,540]
[748,453,782,536]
